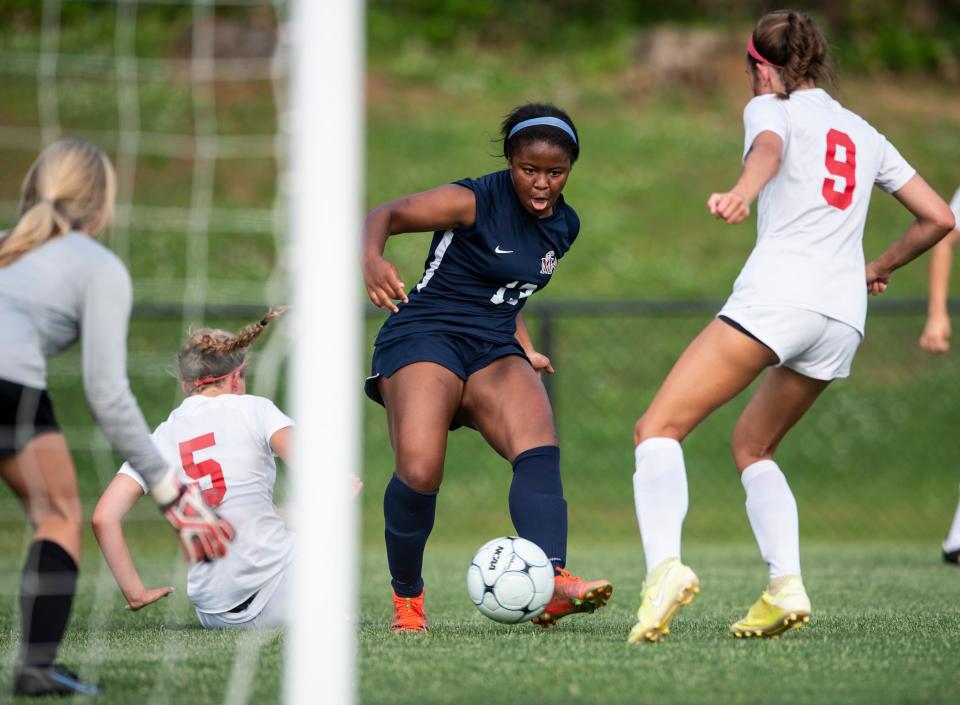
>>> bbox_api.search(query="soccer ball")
[466,536,554,624]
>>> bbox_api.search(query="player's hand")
[352,475,364,497]
[920,314,951,353]
[527,351,555,375]
[125,586,174,611]
[161,483,235,564]
[363,255,409,313]
[865,261,891,296]
[707,190,750,224]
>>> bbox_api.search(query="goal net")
[0,1,360,702]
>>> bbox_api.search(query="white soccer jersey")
[724,88,916,334]
[950,186,960,228]
[119,394,294,614]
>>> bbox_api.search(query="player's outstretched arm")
[80,262,234,563]
[269,426,292,462]
[707,131,783,225]
[920,228,960,353]
[515,312,554,374]
[866,175,956,297]
[269,426,362,496]
[362,184,476,312]
[92,475,175,611]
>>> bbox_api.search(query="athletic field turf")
[1,537,957,704]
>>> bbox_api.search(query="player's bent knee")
[731,438,775,473]
[30,498,82,530]
[633,415,685,445]
[394,466,442,494]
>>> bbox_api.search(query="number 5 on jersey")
[179,433,226,507]
[822,128,856,211]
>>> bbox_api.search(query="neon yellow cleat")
[730,576,810,638]
[627,558,700,644]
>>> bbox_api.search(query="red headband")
[192,362,246,387]
[747,36,784,69]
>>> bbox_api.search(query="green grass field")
[1,530,958,704]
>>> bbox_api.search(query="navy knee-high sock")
[18,540,78,669]
[509,445,567,570]
[384,474,437,597]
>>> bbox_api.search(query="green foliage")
[368,0,960,74]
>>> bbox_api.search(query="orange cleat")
[531,568,613,628]
[390,590,429,632]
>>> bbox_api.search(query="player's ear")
[757,63,775,89]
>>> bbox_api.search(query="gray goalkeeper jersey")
[0,231,167,485]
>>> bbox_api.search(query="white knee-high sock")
[633,437,688,576]
[944,487,960,553]
[742,459,801,579]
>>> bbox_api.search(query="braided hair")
[178,307,284,393]
[750,10,836,100]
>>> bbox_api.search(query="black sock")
[383,474,437,597]
[509,445,568,570]
[18,540,78,669]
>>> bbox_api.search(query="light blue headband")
[507,117,577,145]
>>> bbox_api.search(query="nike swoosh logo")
[648,567,673,609]
[494,245,514,254]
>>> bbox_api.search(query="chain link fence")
[363,300,960,548]
[2,300,955,551]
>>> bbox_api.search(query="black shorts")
[364,332,528,430]
[364,332,528,404]
[0,378,60,458]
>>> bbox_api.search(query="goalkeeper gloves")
[153,472,235,564]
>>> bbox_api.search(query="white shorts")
[195,566,289,630]
[717,305,862,381]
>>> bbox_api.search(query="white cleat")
[730,576,811,638]
[627,558,700,644]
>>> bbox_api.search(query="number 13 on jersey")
[490,281,538,306]
[822,128,856,211]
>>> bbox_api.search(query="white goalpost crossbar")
[286,1,363,703]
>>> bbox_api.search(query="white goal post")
[286,0,364,704]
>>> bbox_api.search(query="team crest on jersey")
[540,250,558,275]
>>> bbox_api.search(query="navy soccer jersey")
[374,169,580,346]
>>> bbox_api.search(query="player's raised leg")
[379,362,463,632]
[461,354,612,628]
[728,366,829,637]
[629,319,776,643]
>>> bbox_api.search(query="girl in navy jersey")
[363,103,612,631]
[626,11,955,644]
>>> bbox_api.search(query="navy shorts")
[364,332,529,407]
[0,378,60,458]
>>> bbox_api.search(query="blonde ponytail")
[0,139,116,268]
[0,200,71,267]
